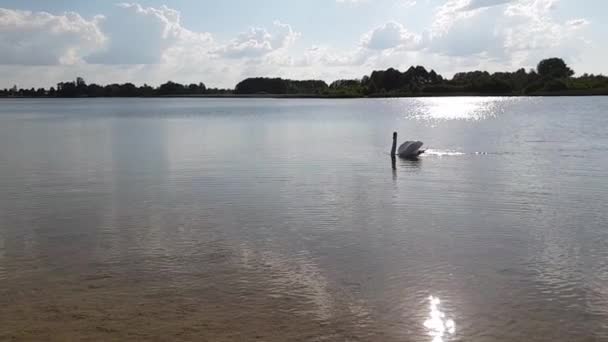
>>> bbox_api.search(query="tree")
[537,58,574,79]
[86,84,105,97]
[158,81,186,95]
[6,56,606,98]
[234,78,327,94]
[57,81,78,97]
[544,79,568,91]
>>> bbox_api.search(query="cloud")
[432,0,516,34]
[0,0,595,88]
[0,8,105,65]
[0,2,346,87]
[461,0,515,11]
[213,21,300,59]
[399,0,418,7]
[86,3,213,64]
[291,45,371,67]
[313,0,591,80]
[566,18,589,29]
[361,21,421,50]
[426,0,589,70]
[500,1,589,67]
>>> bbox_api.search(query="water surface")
[1,97,607,341]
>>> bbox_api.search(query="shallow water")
[1,97,608,341]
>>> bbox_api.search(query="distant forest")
[2,58,608,98]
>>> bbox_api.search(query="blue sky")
[0,0,605,88]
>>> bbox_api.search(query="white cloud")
[213,21,300,59]
[426,0,589,71]
[86,3,213,64]
[399,0,418,7]
[361,21,421,50]
[0,0,596,88]
[0,4,231,87]
[432,0,515,34]
[566,18,589,29]
[0,8,105,65]
[462,0,515,11]
[293,46,371,67]
[305,0,591,80]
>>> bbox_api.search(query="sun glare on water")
[423,296,456,342]
[411,97,506,121]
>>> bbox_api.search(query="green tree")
[537,58,574,79]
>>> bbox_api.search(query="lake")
[1,97,607,341]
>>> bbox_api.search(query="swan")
[391,132,425,158]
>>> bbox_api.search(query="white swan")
[391,132,425,158]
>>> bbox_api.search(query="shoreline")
[2,90,608,99]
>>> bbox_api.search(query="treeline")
[231,66,444,97]
[235,58,608,97]
[0,78,230,98]
[234,78,329,95]
[2,58,608,98]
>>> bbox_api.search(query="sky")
[0,0,605,88]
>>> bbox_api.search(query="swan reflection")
[423,296,455,342]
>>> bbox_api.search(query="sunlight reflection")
[424,149,466,157]
[423,296,456,342]
[412,97,505,121]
